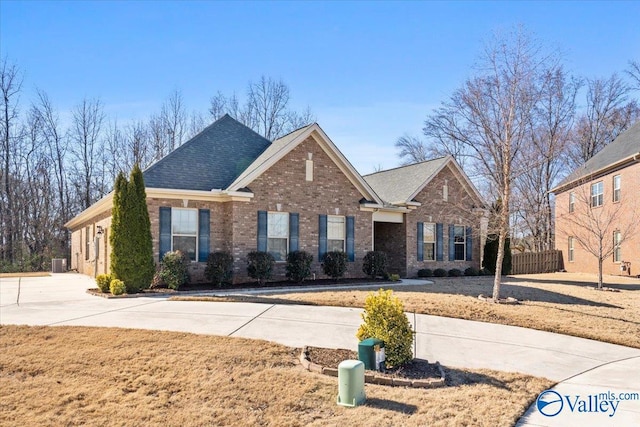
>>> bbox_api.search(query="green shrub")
[247,251,275,285]
[362,251,388,279]
[286,250,313,283]
[109,279,126,296]
[205,251,234,287]
[389,273,401,282]
[417,268,433,278]
[95,274,113,293]
[482,234,512,275]
[464,267,479,276]
[158,250,190,290]
[448,268,462,277]
[433,268,447,277]
[356,289,413,368]
[322,251,348,280]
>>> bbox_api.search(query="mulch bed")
[305,346,441,381]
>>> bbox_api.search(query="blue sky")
[1,1,639,174]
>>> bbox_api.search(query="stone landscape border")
[299,346,446,388]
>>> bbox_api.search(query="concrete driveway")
[1,273,639,426]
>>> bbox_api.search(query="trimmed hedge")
[286,250,313,283]
[247,251,275,285]
[205,251,234,287]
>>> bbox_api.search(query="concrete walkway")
[1,273,639,426]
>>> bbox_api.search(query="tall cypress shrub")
[109,164,154,292]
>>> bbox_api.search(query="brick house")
[66,115,484,282]
[552,121,640,277]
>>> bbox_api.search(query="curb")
[299,346,446,389]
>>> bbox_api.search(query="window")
[568,237,574,262]
[613,231,621,262]
[454,225,465,261]
[172,208,197,261]
[85,226,90,260]
[267,212,289,261]
[613,175,621,202]
[327,215,345,252]
[591,181,603,207]
[569,192,575,213]
[423,223,436,260]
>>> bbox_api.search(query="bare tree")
[567,74,639,168]
[69,97,105,211]
[0,58,23,263]
[423,28,548,301]
[558,183,638,289]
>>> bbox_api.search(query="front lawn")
[176,273,640,349]
[0,325,550,427]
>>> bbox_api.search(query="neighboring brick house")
[66,115,484,282]
[552,121,640,277]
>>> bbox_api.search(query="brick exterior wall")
[404,165,482,277]
[555,161,640,277]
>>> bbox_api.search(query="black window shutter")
[318,214,327,260]
[466,226,473,261]
[448,224,455,260]
[198,209,210,262]
[159,207,172,261]
[417,222,424,261]
[346,216,355,262]
[289,213,299,253]
[257,211,267,252]
[436,223,444,261]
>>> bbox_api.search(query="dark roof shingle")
[143,114,271,191]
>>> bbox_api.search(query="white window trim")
[328,215,346,252]
[423,222,436,261]
[591,181,604,208]
[267,211,289,262]
[171,207,198,261]
[454,224,466,261]
[613,175,621,203]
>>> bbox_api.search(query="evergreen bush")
[285,250,313,283]
[322,251,348,280]
[362,251,388,279]
[109,279,126,296]
[205,251,234,287]
[95,274,112,293]
[417,268,433,278]
[433,268,447,277]
[356,289,413,368]
[158,251,190,290]
[482,234,512,275]
[448,268,462,277]
[247,251,274,285]
[464,267,479,276]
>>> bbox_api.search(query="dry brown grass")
[180,273,640,349]
[0,325,551,427]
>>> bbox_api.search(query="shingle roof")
[228,123,314,189]
[363,157,450,204]
[555,121,640,190]
[143,114,272,191]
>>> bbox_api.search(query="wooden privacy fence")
[511,250,563,275]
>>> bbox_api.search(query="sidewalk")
[1,273,638,426]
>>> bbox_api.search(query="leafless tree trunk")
[423,28,548,301]
[0,59,23,263]
[559,183,638,288]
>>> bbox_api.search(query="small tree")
[285,250,313,283]
[362,251,388,279]
[247,251,274,285]
[322,251,347,280]
[356,289,413,368]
